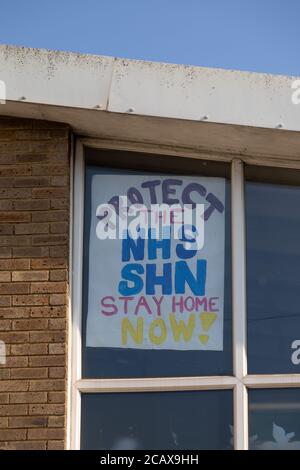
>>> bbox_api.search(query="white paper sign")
[85,170,225,351]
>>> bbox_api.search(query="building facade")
[0,45,300,450]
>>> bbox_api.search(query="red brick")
[49,270,67,281]
[0,429,26,440]
[0,282,29,295]
[0,188,31,199]
[29,331,65,343]
[48,392,65,404]
[13,199,50,211]
[0,404,28,416]
[0,235,31,246]
[47,440,64,450]
[0,211,31,223]
[32,187,67,199]
[15,223,49,235]
[12,318,48,330]
[31,258,67,269]
[9,392,47,404]
[48,343,65,355]
[5,356,29,368]
[50,246,68,257]
[0,271,11,282]
[0,225,13,235]
[30,356,64,367]
[0,394,9,404]
[12,270,49,281]
[0,200,12,210]
[0,417,8,427]
[10,343,47,356]
[30,306,66,318]
[31,165,68,177]
[32,210,68,222]
[8,440,47,450]
[29,404,64,416]
[14,177,50,187]
[0,319,11,330]
[13,294,48,306]
[32,234,68,246]
[0,296,11,307]
[51,176,68,187]
[11,368,48,379]
[29,380,64,392]
[0,118,69,450]
[0,306,30,318]
[49,367,65,379]
[0,380,28,392]
[48,416,65,428]
[0,331,29,344]
[9,416,47,427]
[50,222,68,234]
[49,318,65,330]
[0,259,30,270]
[0,247,12,258]
[13,246,49,258]
[0,370,10,380]
[28,428,64,440]
[50,199,69,210]
[0,165,31,177]
[49,294,67,306]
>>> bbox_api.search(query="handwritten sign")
[85,171,225,351]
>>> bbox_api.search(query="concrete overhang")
[1,44,300,167]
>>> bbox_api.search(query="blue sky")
[0,0,299,76]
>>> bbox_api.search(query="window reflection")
[249,389,300,450]
[246,179,300,374]
[81,390,233,450]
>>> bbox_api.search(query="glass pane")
[81,390,233,450]
[246,176,300,374]
[82,151,232,378]
[249,388,300,450]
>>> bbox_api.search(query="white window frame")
[68,138,300,450]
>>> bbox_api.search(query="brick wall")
[0,117,70,450]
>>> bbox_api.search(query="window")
[81,390,233,450]
[246,168,300,374]
[249,389,300,450]
[71,142,300,450]
[82,159,232,379]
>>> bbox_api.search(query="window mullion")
[231,158,248,449]
[71,141,85,450]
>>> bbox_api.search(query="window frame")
[69,138,300,450]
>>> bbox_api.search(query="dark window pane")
[81,390,233,450]
[246,178,300,374]
[249,388,300,450]
[82,152,232,378]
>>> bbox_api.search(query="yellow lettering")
[149,319,167,345]
[121,317,143,345]
[169,313,195,342]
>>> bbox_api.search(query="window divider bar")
[70,140,85,450]
[231,158,247,379]
[76,376,238,393]
[234,382,248,450]
[244,374,300,388]
[231,159,248,449]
